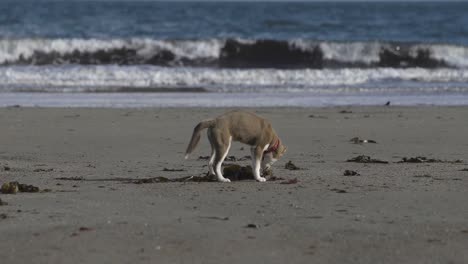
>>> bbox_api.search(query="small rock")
[245,224,258,229]
[79,227,93,232]
[1,182,19,194]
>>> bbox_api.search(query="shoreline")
[2,92,468,108]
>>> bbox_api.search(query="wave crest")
[1,38,468,68]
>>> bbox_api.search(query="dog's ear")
[277,145,287,156]
[282,145,287,154]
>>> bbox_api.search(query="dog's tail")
[184,119,215,159]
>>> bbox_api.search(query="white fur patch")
[251,145,267,182]
[215,136,232,183]
[208,149,216,176]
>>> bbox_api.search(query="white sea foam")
[1,66,468,94]
[292,40,381,64]
[430,44,468,68]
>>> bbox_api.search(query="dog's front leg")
[251,146,267,182]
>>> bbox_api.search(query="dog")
[185,110,286,182]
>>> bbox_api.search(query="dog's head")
[262,142,287,170]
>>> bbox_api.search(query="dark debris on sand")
[223,164,255,181]
[330,188,347,193]
[1,182,40,194]
[79,227,94,232]
[349,137,377,144]
[198,155,251,162]
[199,216,230,221]
[280,178,299,184]
[132,176,205,184]
[397,156,463,164]
[267,176,285,181]
[162,168,186,172]
[55,176,84,181]
[413,174,432,178]
[131,167,263,183]
[308,114,328,119]
[343,170,360,176]
[131,165,286,184]
[285,161,301,170]
[33,168,54,172]
[347,155,388,164]
[54,164,292,184]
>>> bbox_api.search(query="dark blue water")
[2,1,468,44]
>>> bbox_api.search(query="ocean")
[1,1,468,107]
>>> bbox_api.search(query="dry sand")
[1,106,468,264]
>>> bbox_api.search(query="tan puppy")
[185,111,286,182]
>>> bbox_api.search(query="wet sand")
[1,106,467,264]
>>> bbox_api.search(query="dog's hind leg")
[208,149,216,177]
[213,135,232,183]
[207,129,216,176]
[251,146,267,182]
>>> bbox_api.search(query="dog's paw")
[256,177,267,182]
[219,178,231,183]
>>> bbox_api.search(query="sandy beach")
[1,106,467,264]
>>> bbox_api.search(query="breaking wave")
[1,38,468,69]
